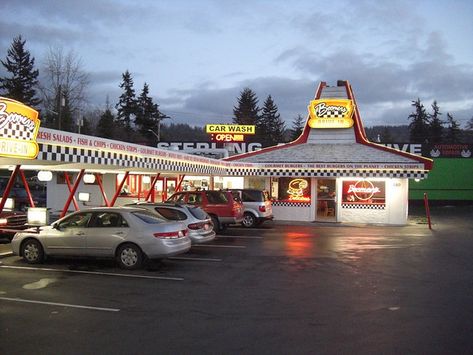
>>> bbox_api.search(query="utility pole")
[57,85,65,130]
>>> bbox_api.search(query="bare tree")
[39,46,89,131]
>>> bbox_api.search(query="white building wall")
[47,173,128,215]
[337,178,408,225]
[272,205,312,221]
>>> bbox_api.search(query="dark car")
[167,190,244,232]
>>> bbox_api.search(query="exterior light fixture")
[78,192,90,202]
[414,178,421,182]
[37,171,53,182]
[83,174,96,184]
[3,198,14,210]
[27,207,49,226]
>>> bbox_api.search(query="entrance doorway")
[316,179,336,221]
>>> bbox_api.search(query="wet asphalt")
[1,204,473,355]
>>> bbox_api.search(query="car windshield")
[205,191,228,204]
[188,206,208,220]
[132,211,166,224]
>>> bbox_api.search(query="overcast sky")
[1,0,473,128]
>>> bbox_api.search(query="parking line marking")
[169,256,222,262]
[0,296,120,312]
[0,265,184,281]
[217,235,263,239]
[192,244,246,249]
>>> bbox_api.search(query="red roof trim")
[224,82,326,161]
[343,81,433,170]
[226,80,433,171]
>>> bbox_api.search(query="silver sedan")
[11,207,191,269]
[126,202,216,244]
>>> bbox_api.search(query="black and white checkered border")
[319,110,345,118]
[37,144,227,175]
[227,168,428,179]
[273,201,311,207]
[37,144,427,179]
[342,203,385,210]
[1,123,34,140]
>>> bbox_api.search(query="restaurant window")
[274,177,311,202]
[341,180,386,207]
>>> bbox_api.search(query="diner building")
[225,80,433,224]
[0,80,433,226]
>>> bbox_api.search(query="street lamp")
[148,129,160,144]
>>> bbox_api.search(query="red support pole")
[19,170,36,208]
[145,173,160,201]
[424,192,432,230]
[60,170,85,218]
[64,173,80,211]
[175,174,185,192]
[95,174,110,207]
[110,172,129,207]
[0,165,20,213]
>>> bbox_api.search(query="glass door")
[316,179,336,221]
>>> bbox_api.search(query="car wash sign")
[307,99,354,129]
[0,97,40,159]
[206,124,255,142]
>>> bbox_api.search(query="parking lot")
[1,205,473,354]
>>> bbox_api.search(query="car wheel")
[210,215,221,233]
[22,239,44,264]
[242,212,257,228]
[117,244,143,270]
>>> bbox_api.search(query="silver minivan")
[229,189,273,228]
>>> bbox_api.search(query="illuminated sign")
[307,99,354,129]
[210,133,244,142]
[0,97,40,159]
[287,178,310,202]
[206,124,255,135]
[342,180,385,205]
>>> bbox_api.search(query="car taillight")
[154,229,187,239]
[232,201,241,212]
[188,222,204,230]
[259,206,266,212]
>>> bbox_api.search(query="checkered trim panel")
[1,122,35,140]
[227,168,428,179]
[37,144,227,175]
[273,201,311,207]
[342,203,386,210]
[36,143,427,179]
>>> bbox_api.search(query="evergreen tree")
[445,113,462,142]
[233,87,260,142]
[291,114,305,140]
[259,95,285,147]
[96,107,116,139]
[428,100,444,143]
[408,98,429,143]
[0,35,41,107]
[115,70,137,131]
[135,83,169,145]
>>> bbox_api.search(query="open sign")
[210,134,244,142]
